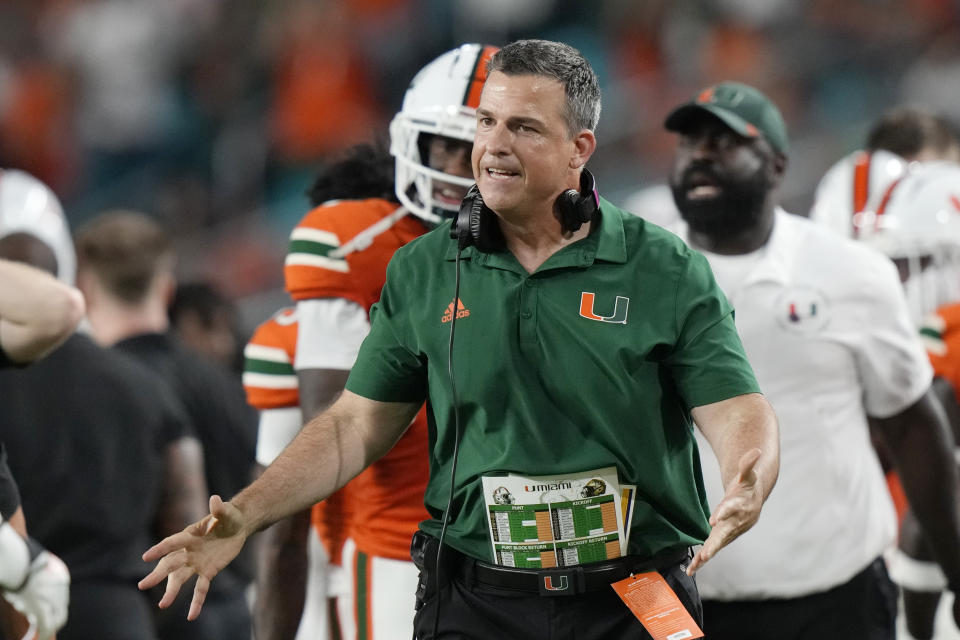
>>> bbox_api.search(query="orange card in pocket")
[611,571,703,640]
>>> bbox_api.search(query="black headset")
[451,169,599,252]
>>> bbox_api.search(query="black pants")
[411,533,702,640]
[58,581,159,640]
[701,557,898,640]
[155,582,251,640]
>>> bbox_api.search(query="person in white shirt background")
[662,81,960,640]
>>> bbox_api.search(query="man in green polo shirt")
[140,39,779,640]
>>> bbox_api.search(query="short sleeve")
[0,444,21,520]
[853,259,932,418]
[666,250,761,409]
[154,380,192,446]
[295,298,370,371]
[255,407,303,466]
[345,258,427,403]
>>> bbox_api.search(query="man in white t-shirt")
[662,81,960,639]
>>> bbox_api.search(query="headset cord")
[428,246,465,640]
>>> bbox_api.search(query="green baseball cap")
[664,81,789,155]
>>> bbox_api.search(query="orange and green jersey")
[243,307,299,410]
[284,198,432,560]
[285,198,427,308]
[243,307,351,564]
[922,303,960,395]
[881,302,960,526]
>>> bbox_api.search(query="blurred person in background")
[249,43,497,640]
[247,143,393,640]
[243,305,353,640]
[808,111,960,596]
[847,163,960,640]
[810,107,960,238]
[0,170,207,640]
[664,81,960,639]
[0,221,83,639]
[75,210,257,640]
[43,0,206,216]
[866,107,960,164]
[168,281,244,374]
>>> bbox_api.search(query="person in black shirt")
[76,210,257,640]
[0,257,82,640]
[0,220,207,640]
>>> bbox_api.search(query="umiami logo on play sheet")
[441,298,470,323]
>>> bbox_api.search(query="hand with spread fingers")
[139,495,250,620]
[687,448,764,576]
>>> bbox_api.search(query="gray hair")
[487,39,601,137]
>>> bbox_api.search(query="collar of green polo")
[443,198,626,271]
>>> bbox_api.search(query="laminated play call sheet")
[481,467,636,568]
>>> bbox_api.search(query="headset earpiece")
[555,169,599,233]
[452,184,503,252]
[453,185,480,250]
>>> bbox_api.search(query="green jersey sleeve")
[666,249,761,409]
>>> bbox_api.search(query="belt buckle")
[537,569,579,597]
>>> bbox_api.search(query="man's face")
[472,71,578,221]
[427,135,473,208]
[669,115,776,238]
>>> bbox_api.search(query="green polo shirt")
[345,198,760,562]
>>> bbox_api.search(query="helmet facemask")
[390,107,476,227]
[859,162,960,323]
[389,43,498,227]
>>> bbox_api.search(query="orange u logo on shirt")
[579,292,629,324]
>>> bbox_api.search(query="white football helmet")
[390,43,498,226]
[0,170,75,284]
[856,162,960,321]
[809,149,910,238]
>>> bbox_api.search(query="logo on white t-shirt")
[774,286,830,333]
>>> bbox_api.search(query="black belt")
[415,532,690,597]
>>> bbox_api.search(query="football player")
[809,107,959,238]
[853,162,960,640]
[257,42,498,640]
[244,306,353,640]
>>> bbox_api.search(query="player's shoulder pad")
[243,308,299,410]
[285,198,405,299]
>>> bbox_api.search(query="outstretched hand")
[687,448,763,576]
[139,495,249,620]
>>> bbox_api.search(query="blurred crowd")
[3,3,960,638]
[1,0,958,339]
